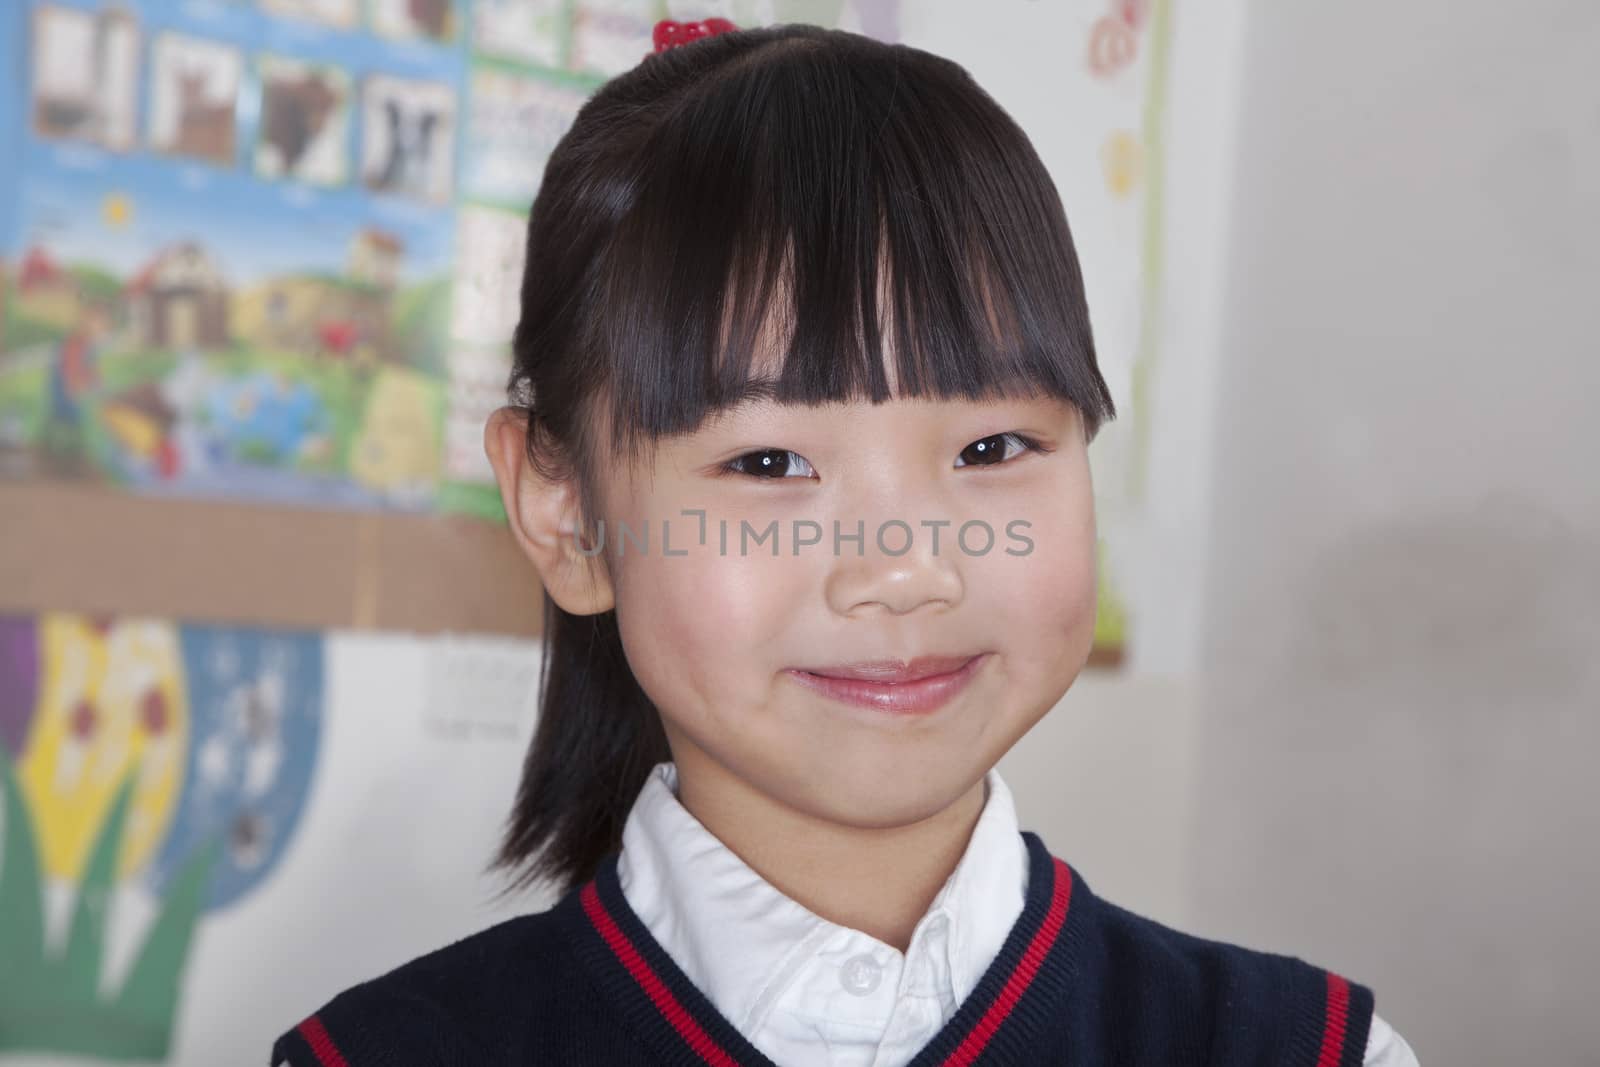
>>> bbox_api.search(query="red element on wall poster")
[1117,0,1149,31]
[1088,15,1139,78]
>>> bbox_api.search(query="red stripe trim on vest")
[940,856,1074,1067]
[581,881,745,1066]
[1315,971,1353,1067]
[297,1015,350,1067]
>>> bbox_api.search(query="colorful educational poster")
[0,1,465,513]
[0,0,902,522]
[0,618,547,1067]
[0,612,325,1061]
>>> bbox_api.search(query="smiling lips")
[785,653,988,714]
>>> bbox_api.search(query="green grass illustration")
[0,747,221,1060]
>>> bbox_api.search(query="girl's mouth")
[783,653,989,715]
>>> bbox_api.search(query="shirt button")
[839,953,883,996]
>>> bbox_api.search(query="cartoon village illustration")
[0,226,450,507]
[1,0,478,510]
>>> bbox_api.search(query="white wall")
[1181,2,1599,1065]
[927,2,1600,1065]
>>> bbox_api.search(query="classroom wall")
[929,2,1599,1065]
[1183,2,1600,1063]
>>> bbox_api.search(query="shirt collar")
[615,760,1029,1034]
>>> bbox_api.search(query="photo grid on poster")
[255,54,353,187]
[30,3,140,152]
[148,32,243,167]
[361,73,458,205]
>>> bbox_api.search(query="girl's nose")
[822,520,966,618]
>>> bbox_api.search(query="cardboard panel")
[0,481,543,636]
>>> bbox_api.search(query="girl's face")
[592,382,1099,831]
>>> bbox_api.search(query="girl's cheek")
[622,535,813,646]
[613,539,819,725]
[977,492,1099,673]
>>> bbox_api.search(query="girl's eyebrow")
[728,375,783,405]
[694,379,790,433]
[719,375,835,412]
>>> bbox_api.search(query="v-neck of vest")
[556,828,1083,1067]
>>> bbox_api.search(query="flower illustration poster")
[0,613,324,1061]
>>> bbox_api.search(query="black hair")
[487,22,1116,901]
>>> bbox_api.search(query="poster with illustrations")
[0,612,324,1062]
[0,616,548,1067]
[1057,0,1173,667]
[0,1,468,514]
[0,0,903,521]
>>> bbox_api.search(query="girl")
[272,20,1417,1066]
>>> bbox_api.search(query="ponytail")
[486,596,669,900]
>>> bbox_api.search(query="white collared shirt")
[616,761,1418,1066]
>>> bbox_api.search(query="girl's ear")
[484,406,616,617]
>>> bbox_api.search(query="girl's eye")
[723,449,817,480]
[954,432,1050,469]
[723,434,1051,479]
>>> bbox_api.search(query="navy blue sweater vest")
[270,830,1375,1066]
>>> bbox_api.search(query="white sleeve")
[1364,1011,1421,1066]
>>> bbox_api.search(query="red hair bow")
[652,17,738,53]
